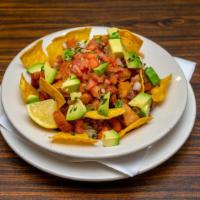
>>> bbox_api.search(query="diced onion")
[116,58,124,66]
[101,88,106,94]
[78,41,86,48]
[133,81,141,91]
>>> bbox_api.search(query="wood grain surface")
[0,0,200,199]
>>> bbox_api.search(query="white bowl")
[1,26,188,159]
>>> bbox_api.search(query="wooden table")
[0,0,199,199]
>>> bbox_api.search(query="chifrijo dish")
[19,27,172,147]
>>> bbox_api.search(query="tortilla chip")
[139,69,145,92]
[85,108,125,120]
[151,74,172,103]
[52,80,63,89]
[19,74,38,103]
[93,34,108,40]
[20,40,47,68]
[119,116,153,138]
[119,29,143,53]
[39,78,65,108]
[118,81,132,98]
[46,28,91,65]
[51,132,97,145]
[122,104,139,126]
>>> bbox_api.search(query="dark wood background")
[0,0,199,199]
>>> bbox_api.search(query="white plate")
[0,84,195,181]
[1,26,188,159]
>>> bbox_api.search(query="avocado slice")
[124,52,142,69]
[27,63,44,74]
[61,76,80,93]
[69,75,77,80]
[109,39,124,57]
[27,95,39,104]
[138,103,151,117]
[128,92,152,109]
[70,92,82,101]
[144,66,160,86]
[44,62,57,84]
[98,92,110,116]
[107,27,120,39]
[102,129,120,147]
[107,28,124,57]
[93,62,108,75]
[66,99,87,121]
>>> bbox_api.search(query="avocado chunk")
[129,92,152,109]
[93,62,108,75]
[124,52,142,69]
[44,62,57,84]
[27,63,44,74]
[144,66,160,86]
[61,76,80,93]
[107,28,123,57]
[107,27,120,39]
[102,129,120,147]
[109,39,124,57]
[138,103,151,117]
[27,95,39,104]
[98,92,110,116]
[66,99,87,121]
[70,92,82,101]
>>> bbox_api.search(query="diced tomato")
[90,73,104,83]
[75,119,85,134]
[91,99,100,110]
[66,38,76,48]
[60,105,68,115]
[81,93,93,104]
[98,52,109,62]
[79,59,90,73]
[39,91,50,101]
[109,57,117,67]
[144,82,153,91]
[104,79,111,85]
[109,74,118,85]
[72,64,82,78]
[86,39,99,51]
[107,64,122,73]
[98,126,109,139]
[53,55,63,69]
[91,85,100,98]
[86,79,97,91]
[106,85,117,94]
[89,58,99,68]
[84,53,97,60]
[53,110,73,132]
[80,73,89,81]
[110,94,117,104]
[118,68,131,81]
[31,71,44,88]
[74,52,84,60]
[110,118,122,132]
[59,62,71,80]
[80,83,86,93]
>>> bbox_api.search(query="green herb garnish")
[63,49,75,61]
[114,99,123,108]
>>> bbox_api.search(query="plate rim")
[1,26,188,159]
